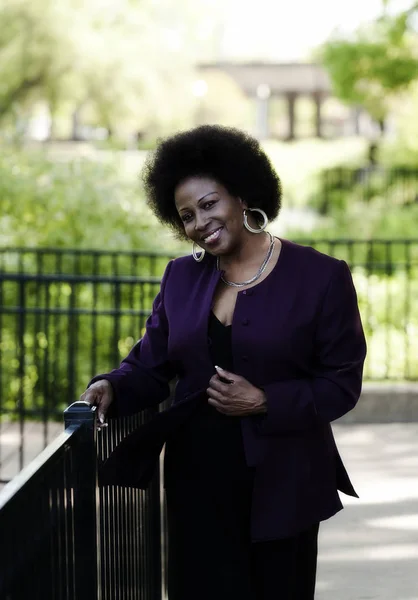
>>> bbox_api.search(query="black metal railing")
[314,166,418,214]
[0,401,163,600]
[1,240,417,484]
[0,271,163,484]
[0,247,177,277]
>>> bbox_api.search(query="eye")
[203,200,216,210]
[181,213,193,223]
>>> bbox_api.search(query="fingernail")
[215,365,223,371]
[99,414,104,424]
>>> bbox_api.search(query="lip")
[202,227,223,245]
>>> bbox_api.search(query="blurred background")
[0,0,418,476]
[1,3,418,598]
[1,0,417,248]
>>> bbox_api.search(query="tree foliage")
[0,0,222,137]
[318,2,418,122]
[0,146,186,253]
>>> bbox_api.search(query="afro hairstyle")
[142,125,282,240]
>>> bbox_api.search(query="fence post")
[64,400,99,600]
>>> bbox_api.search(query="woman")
[81,125,366,600]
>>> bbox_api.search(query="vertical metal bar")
[43,281,51,443]
[109,425,118,597]
[150,256,157,279]
[0,273,3,482]
[365,240,373,380]
[68,281,77,407]
[64,402,99,600]
[385,241,391,379]
[91,256,99,376]
[139,276,145,335]
[131,256,137,341]
[74,251,81,276]
[53,254,63,415]
[98,430,110,600]
[18,277,26,472]
[113,279,121,367]
[151,468,162,600]
[65,448,77,599]
[404,241,411,380]
[35,254,43,422]
[132,485,140,600]
[36,255,50,449]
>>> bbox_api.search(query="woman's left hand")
[207,366,267,416]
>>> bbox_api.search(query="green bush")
[353,267,418,380]
[0,145,184,257]
[309,165,418,216]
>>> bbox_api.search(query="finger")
[214,365,237,383]
[80,389,97,407]
[208,377,234,394]
[207,387,228,403]
[81,388,106,423]
[98,395,113,424]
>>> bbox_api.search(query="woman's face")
[174,176,247,256]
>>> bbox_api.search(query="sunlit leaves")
[318,2,418,121]
[0,0,221,135]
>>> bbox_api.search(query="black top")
[164,311,251,481]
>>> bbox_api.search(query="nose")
[194,211,209,232]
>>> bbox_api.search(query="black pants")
[166,483,319,600]
[250,523,319,600]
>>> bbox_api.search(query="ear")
[238,197,248,210]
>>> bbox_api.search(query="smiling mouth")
[203,227,223,244]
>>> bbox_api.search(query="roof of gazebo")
[197,62,332,96]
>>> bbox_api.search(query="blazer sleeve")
[259,260,366,434]
[89,260,176,416]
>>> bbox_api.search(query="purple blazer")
[95,239,366,541]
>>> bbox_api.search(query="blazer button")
[242,318,249,326]
[242,355,248,362]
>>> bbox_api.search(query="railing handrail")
[1,238,418,253]
[0,247,181,257]
[0,401,163,599]
[0,272,163,283]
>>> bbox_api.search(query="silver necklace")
[217,233,275,288]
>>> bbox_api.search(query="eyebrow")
[198,191,217,203]
[178,191,217,213]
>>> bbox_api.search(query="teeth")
[204,228,222,243]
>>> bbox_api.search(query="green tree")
[318,2,418,128]
[0,0,223,139]
[0,0,76,124]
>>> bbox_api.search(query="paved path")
[1,422,418,598]
[0,420,62,485]
[317,424,418,600]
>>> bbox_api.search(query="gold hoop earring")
[243,208,268,233]
[192,243,205,262]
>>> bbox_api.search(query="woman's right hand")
[80,379,114,425]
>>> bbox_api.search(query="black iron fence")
[314,166,418,214]
[1,241,418,483]
[0,401,163,600]
[0,247,177,277]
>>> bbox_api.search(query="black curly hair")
[142,125,282,240]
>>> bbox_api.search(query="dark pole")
[64,401,99,600]
[286,92,296,141]
[313,91,323,138]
